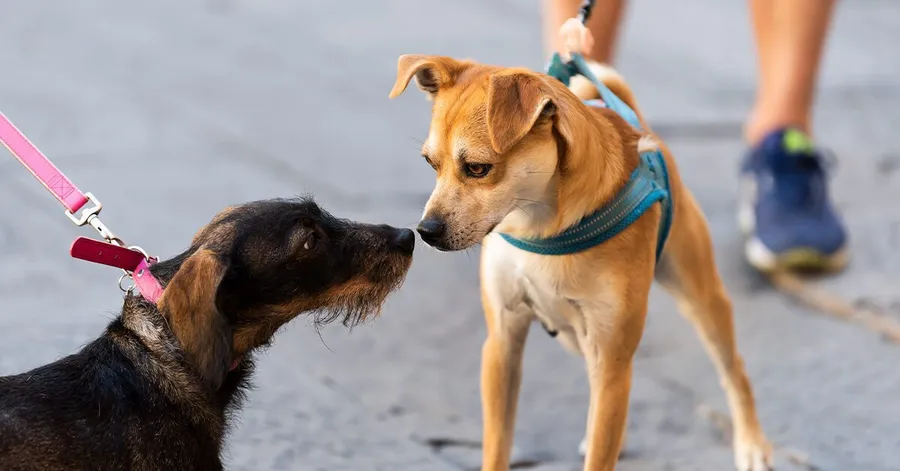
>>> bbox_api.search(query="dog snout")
[393,228,416,255]
[370,224,416,255]
[416,217,446,246]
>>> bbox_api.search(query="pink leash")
[0,111,163,303]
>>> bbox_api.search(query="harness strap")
[500,149,670,257]
[498,53,673,259]
[546,53,642,130]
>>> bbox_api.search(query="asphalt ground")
[1,1,898,469]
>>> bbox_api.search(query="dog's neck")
[118,296,249,392]
[498,101,641,240]
[113,257,251,422]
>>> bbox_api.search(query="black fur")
[0,198,414,470]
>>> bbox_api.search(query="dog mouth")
[425,220,501,252]
[314,251,413,327]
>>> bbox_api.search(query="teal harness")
[499,53,673,260]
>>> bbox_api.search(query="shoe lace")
[772,148,836,208]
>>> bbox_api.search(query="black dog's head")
[148,197,415,389]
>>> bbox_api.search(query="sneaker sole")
[738,178,849,273]
[744,236,849,273]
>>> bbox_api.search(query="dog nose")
[393,228,416,255]
[416,218,446,244]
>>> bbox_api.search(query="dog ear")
[486,72,557,154]
[389,54,465,99]
[158,249,233,391]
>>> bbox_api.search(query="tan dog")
[389,54,772,471]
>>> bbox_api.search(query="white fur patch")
[481,234,620,358]
[637,135,659,154]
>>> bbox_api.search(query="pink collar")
[0,112,163,303]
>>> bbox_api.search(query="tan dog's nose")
[416,217,446,246]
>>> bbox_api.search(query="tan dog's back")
[389,55,772,471]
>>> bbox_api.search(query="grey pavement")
[1,1,898,470]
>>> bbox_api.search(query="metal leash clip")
[65,193,159,294]
[116,246,158,294]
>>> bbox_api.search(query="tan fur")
[191,205,238,244]
[115,298,220,428]
[391,55,772,471]
[158,249,232,391]
[233,277,387,354]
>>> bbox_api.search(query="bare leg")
[740,0,847,273]
[542,0,628,64]
[745,0,837,144]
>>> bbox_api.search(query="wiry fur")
[0,197,414,470]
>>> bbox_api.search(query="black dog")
[0,198,415,470]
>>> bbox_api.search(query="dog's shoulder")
[0,315,229,470]
[0,334,139,469]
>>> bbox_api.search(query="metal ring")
[118,273,135,294]
[128,245,150,259]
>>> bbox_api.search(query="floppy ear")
[389,54,461,99]
[486,72,557,154]
[158,249,232,390]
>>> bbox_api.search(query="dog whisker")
[513,198,553,209]
[409,137,426,148]
[514,203,533,219]
[2,197,415,468]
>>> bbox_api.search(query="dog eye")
[301,232,318,251]
[422,154,437,170]
[464,163,492,178]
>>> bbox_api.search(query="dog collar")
[498,53,673,259]
[0,111,164,303]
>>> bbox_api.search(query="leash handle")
[576,0,596,24]
[555,0,596,66]
[0,112,90,214]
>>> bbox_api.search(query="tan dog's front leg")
[480,303,530,471]
[582,349,634,471]
[580,299,648,471]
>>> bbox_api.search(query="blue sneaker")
[738,128,849,272]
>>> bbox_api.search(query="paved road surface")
[1,1,898,470]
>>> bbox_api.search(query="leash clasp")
[65,192,125,246]
[87,215,124,247]
[65,192,102,226]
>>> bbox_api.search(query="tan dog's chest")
[481,233,621,356]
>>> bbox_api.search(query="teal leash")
[545,53,641,130]
[498,43,673,259]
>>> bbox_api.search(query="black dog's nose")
[416,218,446,244]
[394,228,416,255]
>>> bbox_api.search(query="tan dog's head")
[389,55,583,251]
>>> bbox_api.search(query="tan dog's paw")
[578,433,628,459]
[734,434,773,471]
